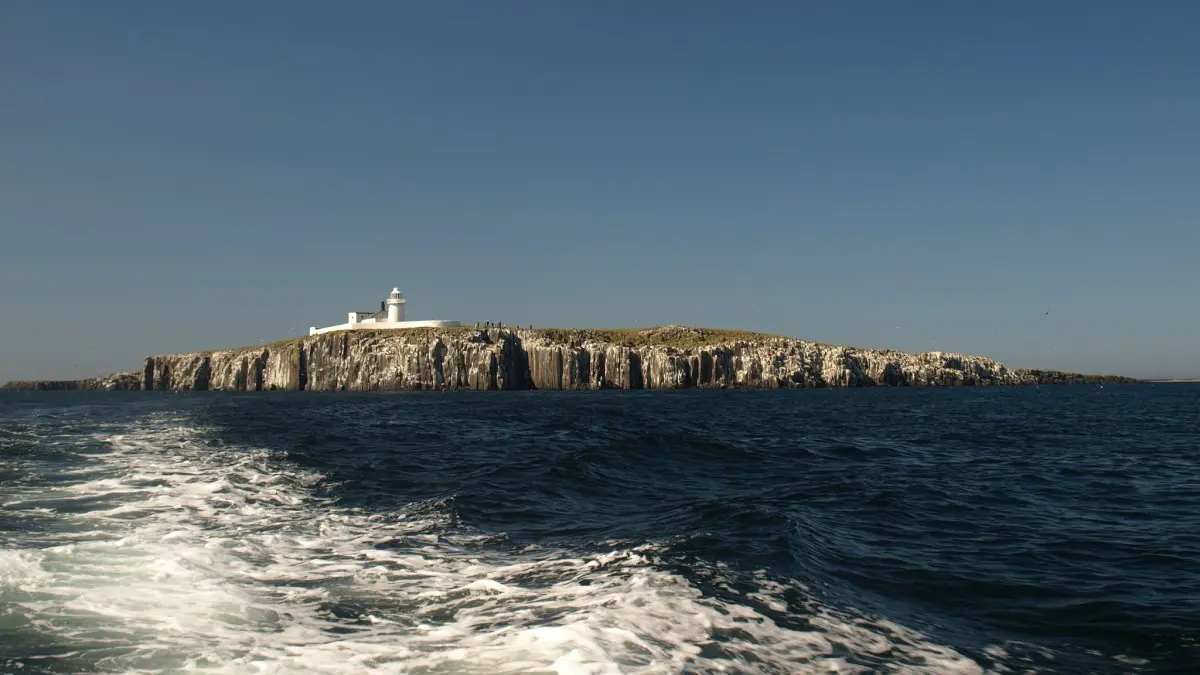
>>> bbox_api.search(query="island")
[2,286,1138,392]
[3,325,1136,392]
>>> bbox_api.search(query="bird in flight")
[1043,309,1050,316]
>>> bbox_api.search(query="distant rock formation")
[2,372,143,391]
[1,326,1138,392]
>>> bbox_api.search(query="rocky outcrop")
[17,326,1126,393]
[1010,369,1136,385]
[2,371,143,391]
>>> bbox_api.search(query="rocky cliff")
[2,326,1136,392]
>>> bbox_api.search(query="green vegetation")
[531,326,784,349]
[351,326,476,340]
[252,325,783,350]
[191,334,313,358]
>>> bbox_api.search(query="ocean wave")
[0,414,998,674]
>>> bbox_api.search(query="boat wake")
[2,412,1004,674]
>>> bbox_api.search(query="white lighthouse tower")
[385,287,406,322]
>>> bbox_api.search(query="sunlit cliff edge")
[2,326,1137,391]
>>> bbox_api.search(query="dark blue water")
[1,386,1197,674]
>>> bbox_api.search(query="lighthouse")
[310,287,460,335]
[385,287,406,322]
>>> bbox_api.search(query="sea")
[0,386,1197,674]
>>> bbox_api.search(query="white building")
[309,288,462,336]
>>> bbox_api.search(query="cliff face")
[3,327,1136,392]
[71,326,1122,393]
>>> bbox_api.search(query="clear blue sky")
[2,1,1197,382]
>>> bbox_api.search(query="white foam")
[1,412,999,674]
[0,550,50,589]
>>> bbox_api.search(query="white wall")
[349,312,375,324]
[309,320,463,336]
